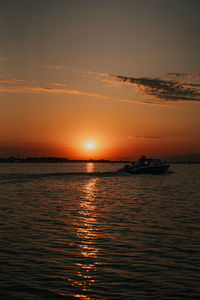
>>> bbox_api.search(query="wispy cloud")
[85,70,109,78]
[167,72,200,81]
[0,76,168,106]
[135,136,163,139]
[110,74,200,102]
[118,98,168,106]
[86,71,200,103]
[0,78,34,85]
[2,70,200,106]
[52,82,66,87]
[0,79,10,83]
[127,135,164,141]
[0,57,7,61]
[0,78,108,99]
[34,64,64,70]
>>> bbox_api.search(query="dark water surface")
[0,163,199,299]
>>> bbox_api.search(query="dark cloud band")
[110,74,200,102]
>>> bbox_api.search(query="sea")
[0,162,199,299]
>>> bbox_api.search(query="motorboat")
[117,156,170,174]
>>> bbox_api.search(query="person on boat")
[138,155,146,166]
[131,161,136,167]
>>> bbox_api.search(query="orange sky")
[0,1,200,159]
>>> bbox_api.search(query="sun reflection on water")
[86,162,94,173]
[68,177,100,298]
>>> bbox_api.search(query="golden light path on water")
[70,163,100,299]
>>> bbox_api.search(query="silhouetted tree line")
[0,156,129,163]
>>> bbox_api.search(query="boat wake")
[0,171,131,185]
[0,167,173,185]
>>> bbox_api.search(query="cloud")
[188,73,200,81]
[0,76,169,106]
[0,78,34,85]
[167,72,186,78]
[0,79,108,99]
[118,98,168,106]
[110,74,200,102]
[127,135,163,140]
[86,70,200,103]
[167,72,200,81]
[52,82,66,87]
[0,79,10,83]
[34,64,64,70]
[135,136,163,139]
[3,70,200,106]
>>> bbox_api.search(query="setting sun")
[85,141,96,150]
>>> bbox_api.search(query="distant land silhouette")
[0,154,200,163]
[0,156,129,163]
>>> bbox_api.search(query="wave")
[0,171,130,185]
[0,169,172,185]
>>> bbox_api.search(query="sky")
[0,0,200,160]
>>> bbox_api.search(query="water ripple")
[0,163,199,299]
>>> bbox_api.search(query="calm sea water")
[0,163,199,299]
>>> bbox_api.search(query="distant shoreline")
[0,157,129,163]
[0,157,200,164]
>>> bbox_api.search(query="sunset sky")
[0,0,200,159]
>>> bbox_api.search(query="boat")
[117,156,170,174]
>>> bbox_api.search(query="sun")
[85,141,96,150]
